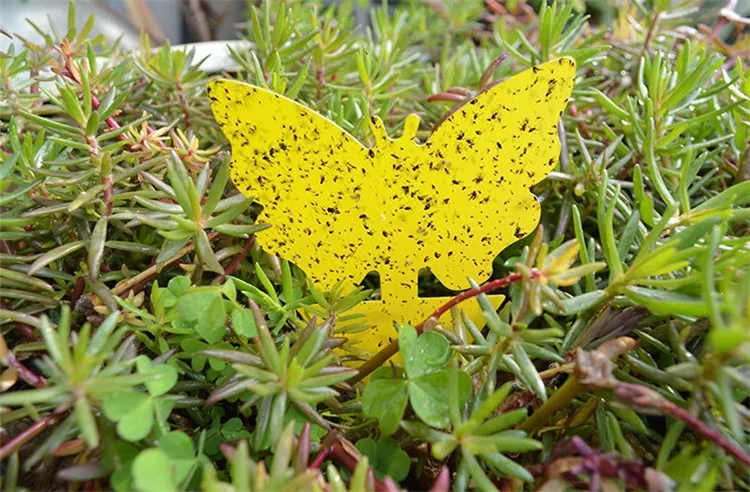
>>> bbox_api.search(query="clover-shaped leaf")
[220,417,252,442]
[107,441,140,492]
[102,393,154,441]
[180,339,209,372]
[355,437,410,481]
[181,339,233,373]
[167,275,191,297]
[175,287,226,343]
[102,358,176,441]
[231,307,257,338]
[136,356,177,397]
[132,448,176,492]
[157,431,197,484]
[409,368,471,428]
[362,377,409,436]
[130,431,203,492]
[400,324,452,378]
[363,329,471,431]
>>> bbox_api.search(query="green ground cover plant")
[0,0,749,490]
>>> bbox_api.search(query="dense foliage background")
[0,0,749,490]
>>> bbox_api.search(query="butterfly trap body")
[208,57,576,360]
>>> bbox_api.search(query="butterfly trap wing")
[208,81,373,291]
[208,57,576,360]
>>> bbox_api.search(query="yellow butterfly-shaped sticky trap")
[208,57,576,359]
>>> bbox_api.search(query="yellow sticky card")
[208,57,576,359]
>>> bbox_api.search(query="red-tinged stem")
[61,59,127,140]
[309,445,332,469]
[329,441,389,492]
[90,92,123,135]
[176,80,193,130]
[0,405,70,460]
[485,0,510,15]
[330,441,357,471]
[4,351,46,388]
[446,87,472,96]
[348,270,538,384]
[60,52,165,154]
[614,383,750,467]
[309,430,338,470]
[427,92,466,103]
[666,401,750,466]
[429,271,529,321]
[216,235,255,283]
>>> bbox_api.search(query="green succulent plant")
[1,0,749,490]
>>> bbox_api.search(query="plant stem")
[309,445,332,469]
[0,405,70,460]
[522,338,638,434]
[111,231,218,296]
[348,270,537,385]
[4,351,46,388]
[520,375,586,434]
[216,235,254,283]
[614,383,750,467]
[329,441,391,492]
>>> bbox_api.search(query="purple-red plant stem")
[216,235,255,283]
[614,382,750,466]
[59,45,166,154]
[427,92,466,103]
[447,87,472,96]
[0,405,70,460]
[658,390,750,466]
[309,444,332,469]
[175,81,193,129]
[5,351,46,388]
[348,270,537,384]
[485,0,510,15]
[429,271,530,320]
[60,57,127,139]
[309,429,339,470]
[329,441,389,492]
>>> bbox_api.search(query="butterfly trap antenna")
[370,114,421,145]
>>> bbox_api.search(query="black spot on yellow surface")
[207,56,576,352]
